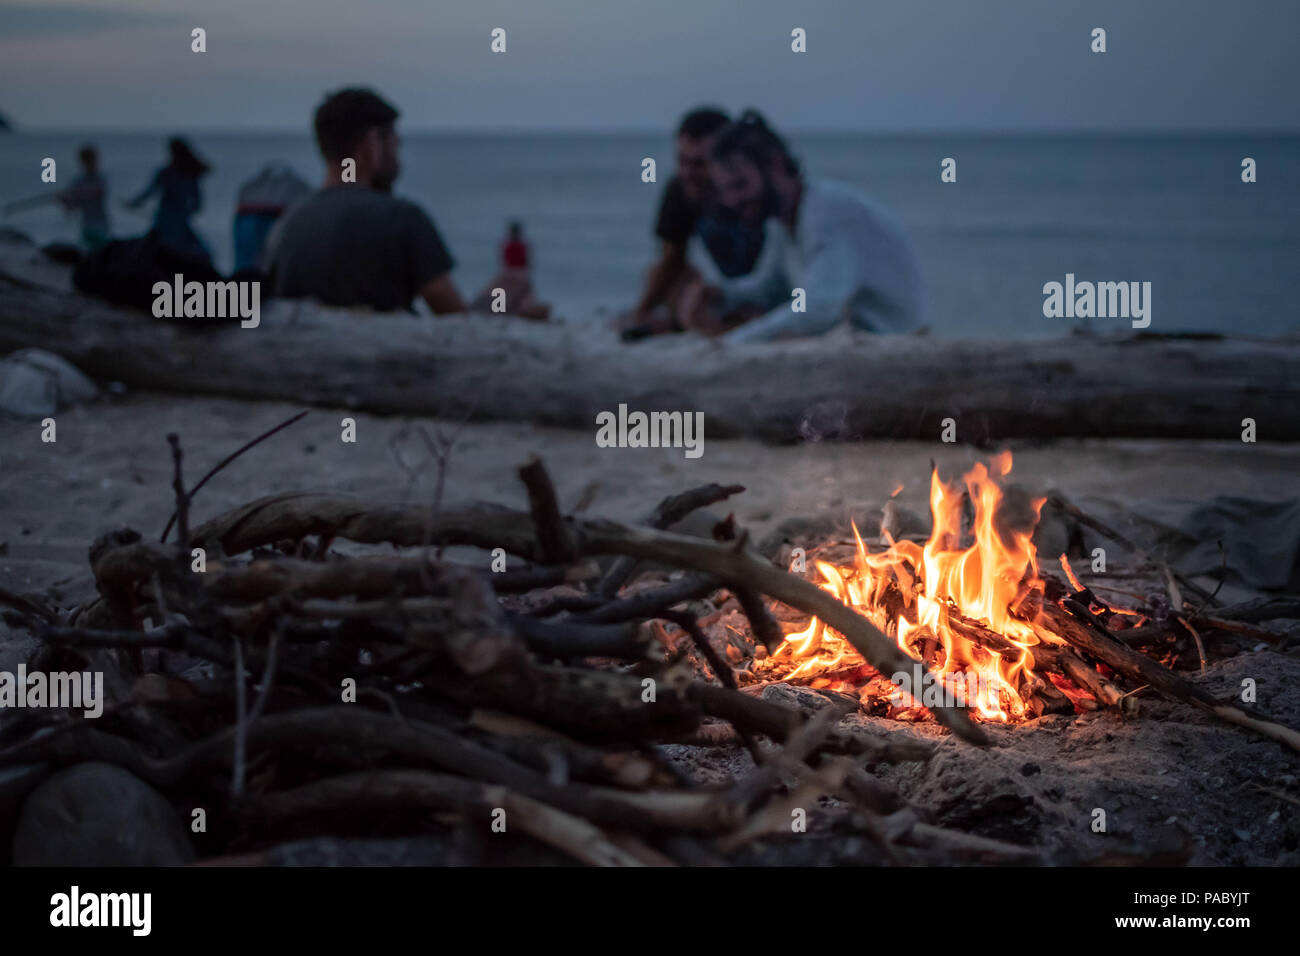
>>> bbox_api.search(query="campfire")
[752,452,1295,733]
[764,453,1050,720]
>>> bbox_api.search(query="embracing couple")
[620,108,922,343]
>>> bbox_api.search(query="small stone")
[12,762,195,865]
[1020,762,1041,776]
[0,348,99,418]
[0,763,50,834]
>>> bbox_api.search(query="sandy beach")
[4,389,1298,646]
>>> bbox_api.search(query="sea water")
[2,130,1297,338]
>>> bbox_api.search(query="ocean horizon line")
[4,125,1298,139]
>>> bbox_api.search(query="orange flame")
[1059,554,1084,593]
[774,453,1047,721]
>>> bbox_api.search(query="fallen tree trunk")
[3,253,1299,441]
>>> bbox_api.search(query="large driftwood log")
[3,251,1298,441]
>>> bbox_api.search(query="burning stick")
[754,454,1061,723]
[577,521,990,745]
[1041,596,1300,753]
[946,608,1126,713]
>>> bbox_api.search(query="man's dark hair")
[676,106,730,140]
[711,109,800,176]
[314,88,400,160]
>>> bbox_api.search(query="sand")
[665,649,1300,865]
[3,392,1298,601]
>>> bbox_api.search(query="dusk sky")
[1,0,1297,132]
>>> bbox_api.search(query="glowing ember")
[770,452,1055,721]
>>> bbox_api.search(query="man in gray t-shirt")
[262,88,467,315]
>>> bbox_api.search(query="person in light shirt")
[617,106,776,339]
[681,110,923,342]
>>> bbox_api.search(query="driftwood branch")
[181,491,987,743]
[5,260,1300,441]
[1039,597,1300,753]
[597,483,745,596]
[519,456,578,565]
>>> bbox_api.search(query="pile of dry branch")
[1,444,1297,866]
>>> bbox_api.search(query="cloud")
[0,2,180,39]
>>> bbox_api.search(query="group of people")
[55,88,922,341]
[56,90,547,320]
[58,138,214,262]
